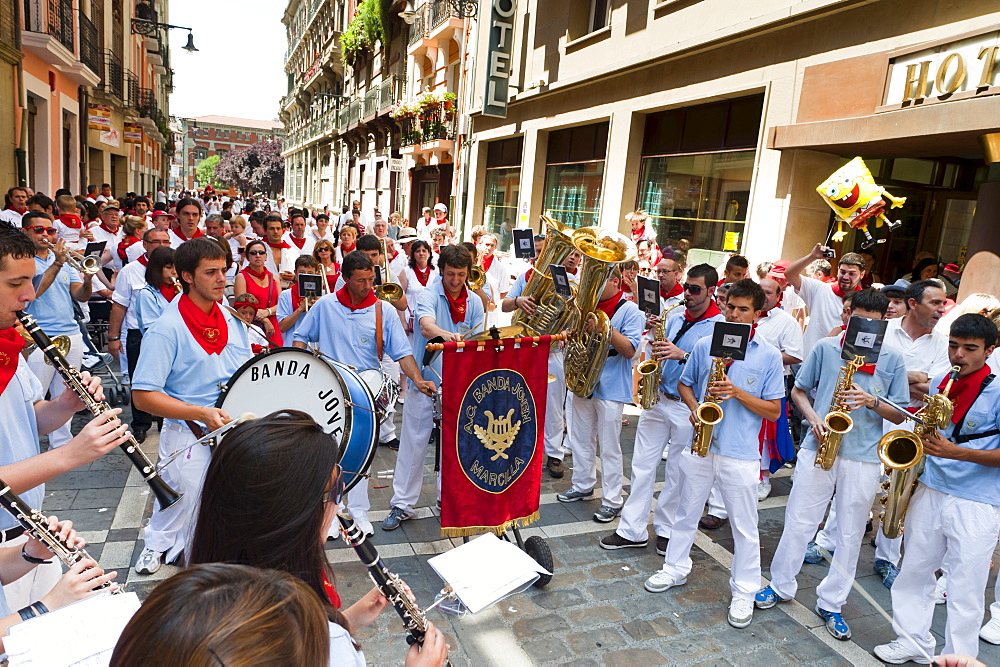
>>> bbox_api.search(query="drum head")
[217,347,369,491]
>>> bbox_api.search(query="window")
[195,147,208,160]
[223,130,229,139]
[484,137,523,253]
[542,123,608,229]
[590,0,610,33]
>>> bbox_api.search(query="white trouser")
[27,332,84,449]
[662,449,761,600]
[890,484,1000,659]
[143,423,211,562]
[768,449,881,612]
[617,397,691,542]
[377,358,399,444]
[990,574,1000,622]
[563,391,575,456]
[874,526,903,565]
[568,396,625,508]
[389,391,437,513]
[707,482,728,519]
[2,534,61,611]
[544,350,566,460]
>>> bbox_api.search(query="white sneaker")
[981,617,1000,644]
[933,577,947,605]
[757,477,772,501]
[644,570,687,593]
[351,511,374,537]
[873,640,932,664]
[134,548,163,575]
[728,597,754,628]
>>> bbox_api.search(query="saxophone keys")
[880,480,890,491]
[878,511,885,521]
[878,494,888,505]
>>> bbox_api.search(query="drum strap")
[375,300,384,361]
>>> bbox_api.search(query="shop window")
[543,124,608,228]
[485,167,520,253]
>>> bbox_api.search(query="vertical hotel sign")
[482,0,516,118]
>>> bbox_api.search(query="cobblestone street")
[40,404,1000,666]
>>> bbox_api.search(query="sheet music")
[428,533,550,614]
[5,592,141,666]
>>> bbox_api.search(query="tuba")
[513,216,577,336]
[563,227,637,399]
[814,355,865,470]
[692,357,727,456]
[877,366,960,538]
[375,238,404,303]
[637,301,685,410]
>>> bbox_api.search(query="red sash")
[0,328,26,393]
[335,286,377,311]
[136,253,149,266]
[177,294,227,355]
[118,236,141,263]
[56,214,82,229]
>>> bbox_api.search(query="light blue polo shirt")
[26,254,82,335]
[0,359,44,531]
[275,289,301,342]
[132,301,252,426]
[133,286,171,333]
[293,294,412,370]
[795,337,908,463]
[680,333,785,460]
[591,298,644,404]
[660,307,724,397]
[921,366,1000,507]
[507,271,528,299]
[410,281,485,388]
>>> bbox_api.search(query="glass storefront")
[638,150,754,254]
[543,161,605,229]
[484,166,520,252]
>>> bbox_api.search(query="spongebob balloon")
[817,157,906,249]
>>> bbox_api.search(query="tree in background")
[195,155,222,189]
[216,141,284,196]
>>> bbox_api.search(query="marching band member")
[600,264,722,551]
[131,238,252,575]
[755,288,907,640]
[645,280,784,631]
[277,256,322,341]
[875,314,999,663]
[786,244,868,354]
[187,411,449,666]
[167,198,206,248]
[108,228,173,443]
[131,247,178,335]
[293,251,435,535]
[556,268,644,523]
[383,245,484,531]
[261,214,297,288]
[234,239,282,347]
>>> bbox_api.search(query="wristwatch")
[108,336,120,342]
[680,352,690,364]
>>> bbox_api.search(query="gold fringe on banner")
[439,510,541,538]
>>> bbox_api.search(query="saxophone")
[637,302,684,410]
[814,355,865,471]
[877,366,960,538]
[691,357,727,457]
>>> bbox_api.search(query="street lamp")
[398,0,478,22]
[131,18,199,53]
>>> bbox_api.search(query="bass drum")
[216,347,377,493]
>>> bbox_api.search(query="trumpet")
[375,238,404,303]
[692,357,727,456]
[65,248,102,275]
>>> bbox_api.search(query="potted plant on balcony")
[441,92,457,111]
[418,91,440,111]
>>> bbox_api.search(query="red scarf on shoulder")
[942,364,992,424]
[177,294,227,355]
[482,254,495,271]
[831,282,861,299]
[660,283,683,301]
[444,286,469,323]
[414,264,431,287]
[289,235,306,249]
[57,214,82,229]
[684,300,721,323]
[158,283,179,303]
[0,328,26,393]
[174,227,204,242]
[597,291,625,318]
[266,238,290,250]
[336,286,377,311]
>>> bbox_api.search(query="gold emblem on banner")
[474,409,522,462]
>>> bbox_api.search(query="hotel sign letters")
[483,0,516,118]
[882,27,999,110]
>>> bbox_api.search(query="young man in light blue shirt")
[876,314,1000,664]
[756,288,908,641]
[645,280,784,631]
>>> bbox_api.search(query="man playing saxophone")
[876,314,1000,664]
[645,280,783,631]
[755,288,908,642]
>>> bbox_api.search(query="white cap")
[433,203,448,213]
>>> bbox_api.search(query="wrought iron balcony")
[125,71,141,109]
[78,10,99,76]
[408,10,425,47]
[23,0,75,53]
[138,87,159,119]
[100,49,124,100]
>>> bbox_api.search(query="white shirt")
[168,228,205,249]
[259,245,297,288]
[781,286,804,315]
[0,209,24,227]
[90,223,123,268]
[388,251,407,278]
[796,276,848,357]
[755,306,805,375]
[308,228,335,245]
[111,257,149,332]
[884,316,952,408]
[483,254,510,295]
[283,232,315,257]
[126,242,145,264]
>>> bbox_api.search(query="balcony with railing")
[22,0,98,84]
[282,111,340,154]
[99,49,124,100]
[125,71,140,109]
[400,104,457,151]
[138,87,159,120]
[78,10,99,76]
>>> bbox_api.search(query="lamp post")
[130,18,199,52]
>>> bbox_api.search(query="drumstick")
[154,413,257,473]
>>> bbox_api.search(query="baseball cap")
[102,201,121,212]
[151,211,176,221]
[881,278,909,296]
[433,203,448,213]
[767,259,790,279]
[942,263,961,274]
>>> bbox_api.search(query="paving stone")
[518,637,570,662]
[566,604,625,626]
[106,527,141,542]
[757,616,813,641]
[497,595,541,618]
[566,627,626,654]
[678,606,729,629]
[585,580,640,601]
[561,659,599,667]
[776,637,850,664]
[655,635,722,660]
[511,613,570,638]
[622,616,681,640]
[602,648,667,667]
[532,588,588,610]
[70,487,123,509]
[546,568,588,588]
[589,561,639,580]
[676,587,725,607]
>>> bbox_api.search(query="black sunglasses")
[246,250,267,256]
[322,464,344,505]
[682,283,704,295]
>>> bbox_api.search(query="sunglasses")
[27,226,58,235]
[682,283,704,294]
[317,247,332,251]
[322,464,344,505]
[247,250,267,256]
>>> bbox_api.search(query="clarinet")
[0,478,113,590]
[15,311,182,511]
[338,513,448,661]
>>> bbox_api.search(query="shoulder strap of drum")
[375,299,384,362]
[951,374,995,441]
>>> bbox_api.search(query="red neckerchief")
[822,276,837,283]
[0,328,26,393]
[266,238,290,250]
[56,213,82,229]
[596,290,625,318]
[660,283,683,300]
[174,227,204,241]
[251,343,265,354]
[289,235,306,249]
[99,222,120,235]
[831,282,861,299]
[335,286,377,311]
[631,226,646,242]
[118,236,141,262]
[942,364,992,424]
[414,264,431,286]
[177,294,227,355]
[321,570,342,609]
[524,268,534,283]
[136,253,149,266]
[339,242,355,254]
[391,250,399,261]
[158,284,178,303]
[6,206,26,214]
[566,267,579,276]
[244,266,269,281]
[838,331,876,374]
[684,300,721,323]
[444,286,469,323]
[482,254,495,271]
